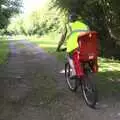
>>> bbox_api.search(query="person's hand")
[61,48,67,51]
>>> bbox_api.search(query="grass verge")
[28,33,66,62]
[0,36,9,64]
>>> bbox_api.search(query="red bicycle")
[60,31,99,108]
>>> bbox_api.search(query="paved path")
[0,39,120,120]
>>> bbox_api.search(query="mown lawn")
[0,36,9,64]
[28,33,120,99]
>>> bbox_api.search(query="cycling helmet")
[68,13,78,22]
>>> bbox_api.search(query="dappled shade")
[53,0,120,58]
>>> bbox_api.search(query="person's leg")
[67,53,76,77]
[72,50,84,77]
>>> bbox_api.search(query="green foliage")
[7,15,24,35]
[7,0,120,57]
[0,36,9,64]
[0,0,22,29]
[53,0,120,57]
[7,4,66,36]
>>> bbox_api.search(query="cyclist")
[56,13,90,79]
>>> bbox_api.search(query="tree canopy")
[53,0,120,58]
[8,5,65,36]
[0,0,22,29]
[7,0,120,58]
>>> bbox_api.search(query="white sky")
[23,0,48,14]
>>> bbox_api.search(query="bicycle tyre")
[81,73,98,108]
[65,63,78,92]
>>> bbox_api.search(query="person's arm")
[56,25,67,51]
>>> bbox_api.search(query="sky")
[23,0,48,14]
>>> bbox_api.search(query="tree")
[0,0,22,29]
[8,4,65,36]
[53,0,120,58]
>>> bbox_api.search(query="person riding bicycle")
[56,13,90,79]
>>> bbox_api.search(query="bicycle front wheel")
[81,73,98,108]
[65,63,78,92]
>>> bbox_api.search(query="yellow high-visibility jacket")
[66,20,89,53]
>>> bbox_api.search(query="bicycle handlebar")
[56,48,67,52]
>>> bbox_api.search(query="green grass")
[28,33,66,61]
[96,58,120,98]
[28,33,120,99]
[0,36,9,64]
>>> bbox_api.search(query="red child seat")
[77,31,99,61]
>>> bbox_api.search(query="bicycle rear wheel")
[81,73,98,108]
[65,63,78,92]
